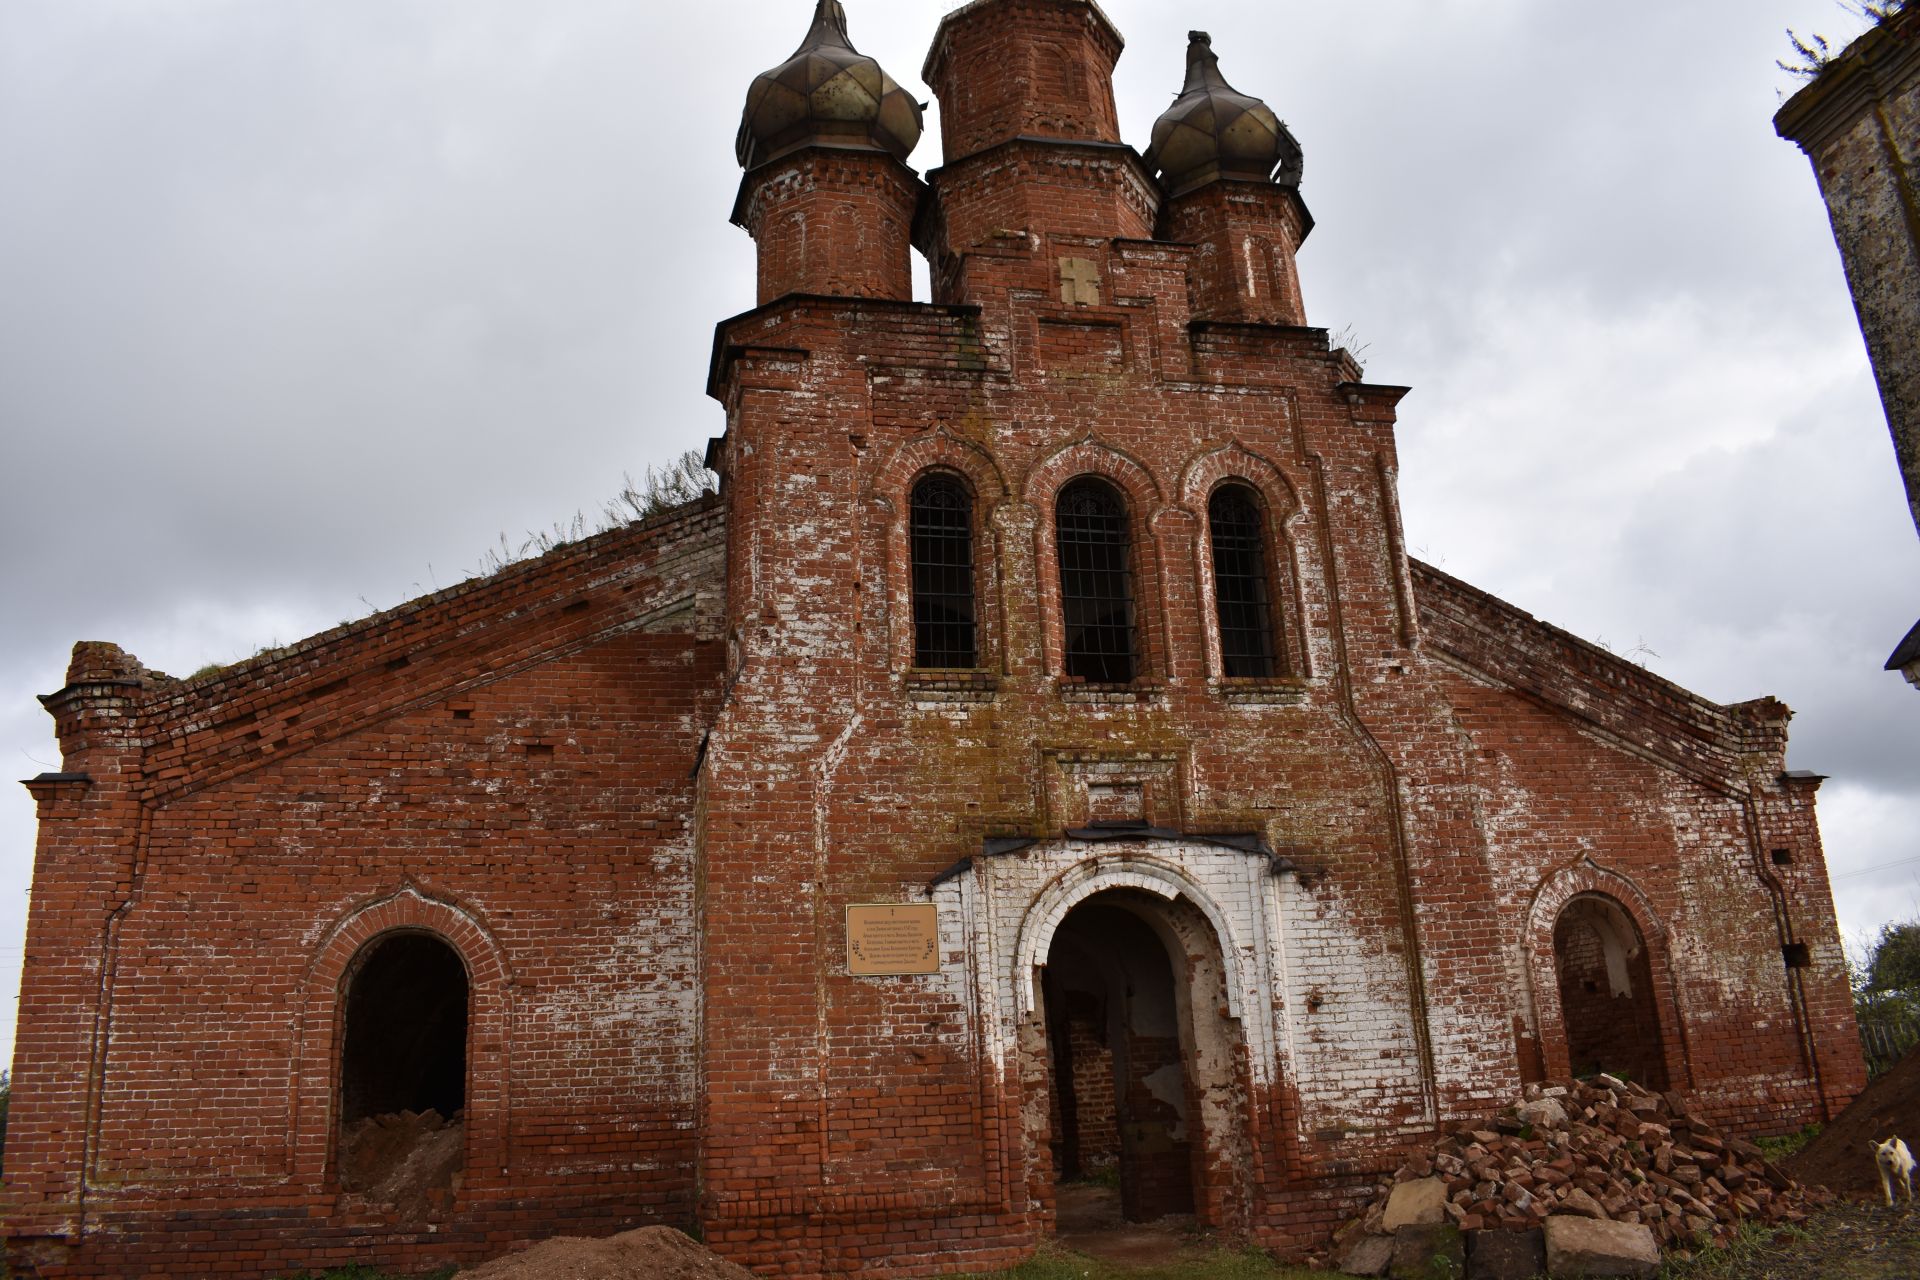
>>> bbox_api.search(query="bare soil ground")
[1787,1046,1920,1198]
[1656,1200,1920,1279]
[1053,1183,1212,1268]
[458,1226,756,1280]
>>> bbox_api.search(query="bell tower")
[917,0,1157,302]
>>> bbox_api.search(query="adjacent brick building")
[1774,3,1920,685]
[6,3,1866,1276]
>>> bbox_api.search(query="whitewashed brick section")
[932,837,1432,1138]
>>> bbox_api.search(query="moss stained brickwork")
[5,2,1866,1277]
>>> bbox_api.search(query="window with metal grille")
[910,473,978,668]
[1056,478,1137,682]
[1208,485,1276,678]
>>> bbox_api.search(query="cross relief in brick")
[1058,256,1102,306]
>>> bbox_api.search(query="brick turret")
[1148,31,1312,325]
[732,1,925,303]
[918,0,1157,301]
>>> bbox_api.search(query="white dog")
[1872,1136,1915,1207]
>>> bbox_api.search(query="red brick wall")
[4,3,1868,1277]
[734,149,922,306]
[694,8,1864,1251]
[7,510,727,1278]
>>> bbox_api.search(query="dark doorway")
[1043,896,1195,1224]
[1553,895,1668,1089]
[335,931,469,1216]
[340,931,469,1123]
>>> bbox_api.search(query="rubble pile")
[339,1108,464,1220]
[1338,1074,1827,1275]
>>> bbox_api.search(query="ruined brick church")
[4,3,1867,1276]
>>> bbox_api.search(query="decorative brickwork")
[5,3,1865,1277]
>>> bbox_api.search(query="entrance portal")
[1042,892,1210,1225]
[1553,894,1668,1089]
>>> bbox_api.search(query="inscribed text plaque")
[846,903,940,976]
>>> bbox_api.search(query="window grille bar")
[911,475,978,668]
[1209,487,1276,678]
[1056,479,1137,683]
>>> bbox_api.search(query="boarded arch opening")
[1036,888,1249,1235]
[337,930,469,1216]
[1553,894,1668,1089]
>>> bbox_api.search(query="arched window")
[1207,485,1276,678]
[910,473,977,668]
[1552,895,1668,1089]
[337,930,469,1211]
[1056,478,1136,682]
[340,931,468,1124]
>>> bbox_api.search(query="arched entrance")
[1553,894,1668,1088]
[1036,888,1247,1231]
[337,930,469,1212]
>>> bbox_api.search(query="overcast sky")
[2,0,1916,1069]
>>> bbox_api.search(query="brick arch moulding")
[292,885,514,1190]
[1020,438,1172,683]
[1522,859,1689,1090]
[867,430,1011,676]
[1178,441,1314,683]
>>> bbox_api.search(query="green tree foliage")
[1856,919,1920,1078]
[1864,921,1920,996]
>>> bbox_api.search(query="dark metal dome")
[1145,31,1302,197]
[736,0,924,171]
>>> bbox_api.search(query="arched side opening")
[1553,894,1668,1089]
[337,930,469,1216]
[1036,887,1248,1234]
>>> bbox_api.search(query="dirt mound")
[460,1226,756,1280]
[339,1109,463,1220]
[1788,1044,1920,1198]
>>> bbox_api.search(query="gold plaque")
[846,903,940,976]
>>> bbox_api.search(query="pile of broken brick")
[1330,1074,1828,1278]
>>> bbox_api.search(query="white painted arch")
[1011,853,1250,1021]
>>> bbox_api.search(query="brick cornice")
[127,502,726,803]
[1412,558,1758,790]
[706,296,984,399]
[923,0,1125,87]
[1775,7,1920,154]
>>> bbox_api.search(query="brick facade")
[1774,5,1920,679]
[6,2,1865,1276]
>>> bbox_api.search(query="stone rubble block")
[1542,1215,1660,1278]
[1338,1233,1395,1277]
[1384,1175,1450,1229]
[1465,1226,1544,1280]
[1389,1223,1464,1279]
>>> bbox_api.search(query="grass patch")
[1755,1123,1821,1162]
[937,1243,1342,1280]
[1655,1221,1808,1279]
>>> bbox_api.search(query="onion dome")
[1146,31,1303,197]
[736,0,924,170]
